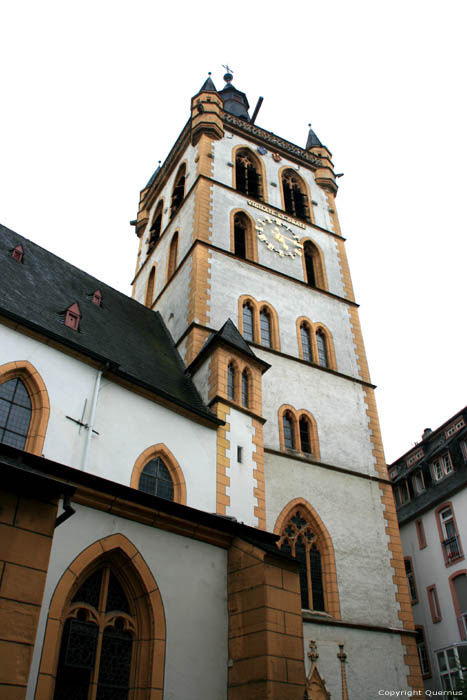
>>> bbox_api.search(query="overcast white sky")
[1,1,466,462]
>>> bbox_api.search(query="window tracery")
[235,150,263,199]
[170,165,186,219]
[282,170,309,221]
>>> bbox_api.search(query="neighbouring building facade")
[0,71,423,699]
[390,407,467,692]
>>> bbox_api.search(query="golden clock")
[255,216,303,259]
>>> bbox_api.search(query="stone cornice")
[222,112,323,169]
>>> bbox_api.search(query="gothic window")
[145,266,156,307]
[167,232,178,281]
[227,363,236,401]
[138,457,174,501]
[303,241,319,287]
[235,150,262,199]
[316,330,328,368]
[148,201,163,249]
[53,566,135,700]
[0,378,32,449]
[170,165,186,219]
[299,416,312,454]
[242,302,254,342]
[233,212,247,259]
[278,508,326,611]
[283,411,295,450]
[241,370,249,408]
[282,170,309,221]
[300,322,312,362]
[260,308,271,347]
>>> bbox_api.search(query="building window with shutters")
[404,557,418,604]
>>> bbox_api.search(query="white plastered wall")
[302,624,411,699]
[0,325,217,513]
[225,408,257,527]
[265,453,399,627]
[26,504,228,700]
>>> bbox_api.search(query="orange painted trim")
[238,295,260,343]
[131,443,187,505]
[35,533,166,700]
[295,317,336,371]
[278,166,314,225]
[231,145,268,203]
[169,162,187,220]
[273,497,341,619]
[214,402,231,515]
[300,237,328,290]
[229,208,258,263]
[0,360,50,456]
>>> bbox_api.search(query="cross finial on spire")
[222,64,234,83]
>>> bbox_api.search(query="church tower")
[131,71,423,697]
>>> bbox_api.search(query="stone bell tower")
[131,69,423,698]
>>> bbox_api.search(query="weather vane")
[222,64,234,74]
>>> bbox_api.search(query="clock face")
[255,216,303,259]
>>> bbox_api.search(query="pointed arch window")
[299,416,312,454]
[300,322,312,362]
[234,212,247,259]
[149,201,163,249]
[145,266,156,307]
[170,165,186,219]
[0,378,32,449]
[167,232,178,281]
[53,565,135,700]
[138,456,174,501]
[235,150,263,199]
[241,370,249,408]
[260,307,271,347]
[316,330,328,368]
[242,302,254,342]
[282,170,309,221]
[283,411,295,450]
[278,509,325,611]
[227,363,236,401]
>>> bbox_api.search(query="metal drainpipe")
[81,367,103,471]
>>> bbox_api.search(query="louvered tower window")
[53,567,135,700]
[282,171,309,221]
[304,241,317,287]
[170,166,185,219]
[138,457,174,501]
[235,151,262,199]
[234,213,247,259]
[0,378,32,449]
[167,233,178,280]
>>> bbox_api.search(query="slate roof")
[0,224,220,426]
[199,76,217,92]
[305,125,322,149]
[187,318,270,374]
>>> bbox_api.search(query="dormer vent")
[11,244,24,262]
[64,302,81,331]
[92,290,102,306]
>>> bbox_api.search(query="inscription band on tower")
[246,200,306,229]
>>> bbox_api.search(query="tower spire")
[306,123,322,149]
[218,65,250,121]
[199,72,217,92]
